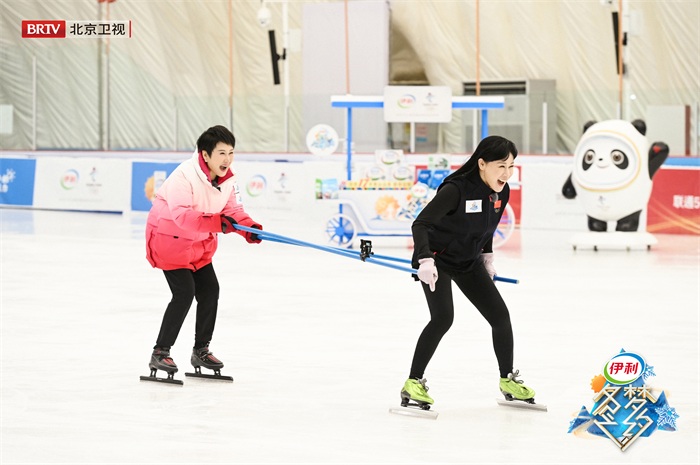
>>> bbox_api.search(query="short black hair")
[196,125,236,155]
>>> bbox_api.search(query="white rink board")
[33,157,129,212]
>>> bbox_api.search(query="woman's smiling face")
[203,142,234,180]
[478,154,515,192]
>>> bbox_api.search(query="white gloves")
[417,258,438,292]
[482,253,496,279]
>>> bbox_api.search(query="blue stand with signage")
[324,92,506,248]
[331,93,505,180]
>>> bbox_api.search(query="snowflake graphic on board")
[642,364,656,381]
[1,168,16,193]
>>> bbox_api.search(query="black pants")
[409,263,514,379]
[155,263,220,349]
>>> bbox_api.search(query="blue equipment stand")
[330,94,505,180]
[326,94,507,247]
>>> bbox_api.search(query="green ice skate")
[401,378,434,410]
[499,370,536,402]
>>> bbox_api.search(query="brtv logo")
[22,20,66,38]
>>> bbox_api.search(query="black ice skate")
[140,347,183,386]
[184,346,233,382]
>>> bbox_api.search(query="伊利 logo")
[568,349,679,451]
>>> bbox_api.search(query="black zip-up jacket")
[411,171,509,273]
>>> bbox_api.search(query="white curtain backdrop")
[0,0,698,153]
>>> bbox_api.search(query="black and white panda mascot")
[562,119,669,249]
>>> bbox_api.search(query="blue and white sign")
[131,161,180,212]
[0,158,36,206]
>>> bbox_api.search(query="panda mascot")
[562,119,668,250]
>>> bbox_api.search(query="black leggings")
[155,263,220,349]
[409,262,514,379]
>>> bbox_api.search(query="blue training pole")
[235,225,417,274]
[325,242,520,283]
[235,225,519,283]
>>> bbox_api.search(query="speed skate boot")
[185,345,233,382]
[139,347,183,385]
[400,378,434,411]
[498,369,546,411]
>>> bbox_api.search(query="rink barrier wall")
[0,152,698,235]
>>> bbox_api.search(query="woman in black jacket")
[400,135,536,410]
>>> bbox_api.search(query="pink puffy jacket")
[145,151,257,271]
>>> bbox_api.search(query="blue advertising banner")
[0,158,36,206]
[131,161,180,211]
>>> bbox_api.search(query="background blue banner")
[131,161,179,211]
[0,158,36,206]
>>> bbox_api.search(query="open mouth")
[219,165,229,172]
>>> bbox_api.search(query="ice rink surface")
[1,208,698,464]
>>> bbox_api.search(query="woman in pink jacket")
[144,125,261,382]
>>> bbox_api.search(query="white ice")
[1,208,698,464]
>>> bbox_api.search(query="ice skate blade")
[389,406,438,419]
[569,231,657,251]
[185,372,233,382]
[139,375,183,386]
[496,398,547,412]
